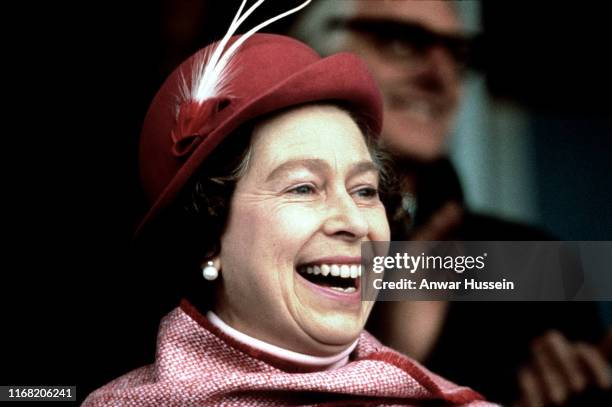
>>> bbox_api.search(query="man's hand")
[515,329,611,407]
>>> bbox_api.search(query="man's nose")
[411,45,461,93]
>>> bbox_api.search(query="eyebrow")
[265,158,379,182]
[329,17,468,42]
[346,161,379,180]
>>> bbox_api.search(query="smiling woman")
[82,22,492,407]
[215,104,389,356]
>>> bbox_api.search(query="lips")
[383,86,453,122]
[296,263,361,294]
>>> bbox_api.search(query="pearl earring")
[202,261,219,281]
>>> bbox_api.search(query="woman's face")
[215,104,390,356]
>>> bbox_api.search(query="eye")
[387,39,418,58]
[353,186,379,199]
[288,184,316,195]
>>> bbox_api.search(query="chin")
[382,119,449,161]
[290,264,372,354]
[385,134,446,162]
[295,308,371,355]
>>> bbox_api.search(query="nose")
[322,189,369,241]
[411,45,461,94]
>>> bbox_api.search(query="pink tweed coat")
[83,300,496,406]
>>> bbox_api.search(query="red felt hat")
[137,33,382,234]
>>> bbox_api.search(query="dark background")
[3,1,611,404]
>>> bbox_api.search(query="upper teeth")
[301,264,361,278]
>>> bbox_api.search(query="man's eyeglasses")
[328,17,481,73]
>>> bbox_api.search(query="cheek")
[343,38,395,80]
[268,205,324,249]
[360,55,398,84]
[230,202,324,261]
[367,206,391,241]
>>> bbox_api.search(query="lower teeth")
[330,286,356,293]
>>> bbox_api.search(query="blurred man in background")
[291,1,611,406]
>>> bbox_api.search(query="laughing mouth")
[296,264,361,293]
[386,92,449,122]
